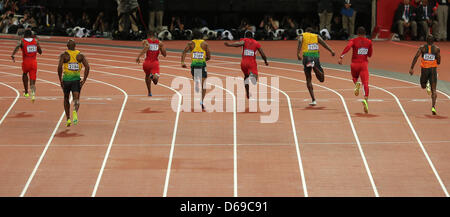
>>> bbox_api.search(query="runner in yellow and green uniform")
[181,30,211,110]
[297,27,335,106]
[57,39,90,126]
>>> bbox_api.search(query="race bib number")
[244,49,255,56]
[27,45,37,53]
[357,48,368,55]
[193,52,204,60]
[68,63,80,71]
[423,53,435,61]
[308,43,319,51]
[149,43,159,51]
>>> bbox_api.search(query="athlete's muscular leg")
[360,65,370,100]
[30,79,36,94]
[72,91,80,112]
[430,69,437,108]
[201,77,206,102]
[244,74,250,99]
[64,91,71,120]
[305,67,315,102]
[152,73,159,85]
[420,69,429,89]
[22,73,29,94]
[312,66,325,83]
[145,73,152,95]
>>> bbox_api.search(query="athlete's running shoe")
[362,99,369,114]
[66,119,72,127]
[72,111,78,125]
[354,82,361,96]
[432,107,437,115]
[148,93,152,97]
[426,81,431,95]
[309,100,317,106]
[23,92,29,97]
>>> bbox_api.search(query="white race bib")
[27,45,37,53]
[193,52,204,60]
[68,63,80,71]
[244,49,255,56]
[423,53,435,61]
[357,48,368,55]
[308,43,319,51]
[149,43,159,51]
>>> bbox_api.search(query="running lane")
[0,63,64,196]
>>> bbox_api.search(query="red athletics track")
[0,38,449,197]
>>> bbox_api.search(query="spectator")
[257,15,279,40]
[116,0,139,33]
[318,0,333,31]
[169,16,184,39]
[78,12,92,29]
[0,10,15,33]
[148,0,164,32]
[63,13,75,29]
[341,0,356,38]
[416,0,439,40]
[394,0,418,40]
[436,0,448,41]
[93,12,108,34]
[238,18,253,38]
[330,15,348,40]
[280,16,298,40]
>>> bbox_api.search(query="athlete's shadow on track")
[140,108,163,114]
[424,115,448,119]
[55,129,84,138]
[301,106,329,110]
[353,113,379,118]
[11,112,33,118]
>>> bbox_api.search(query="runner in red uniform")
[11,29,42,102]
[338,27,373,113]
[224,31,268,99]
[136,30,167,96]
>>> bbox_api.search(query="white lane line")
[91,79,128,197]
[4,57,184,197]
[206,63,378,197]
[0,65,128,197]
[326,74,450,197]
[0,81,20,125]
[160,65,238,197]
[68,68,182,197]
[0,71,70,197]
[259,61,448,197]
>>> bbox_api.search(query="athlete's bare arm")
[37,40,42,55]
[136,40,149,64]
[257,47,269,66]
[57,52,67,88]
[338,40,354,65]
[202,41,211,61]
[409,46,424,75]
[436,47,441,65]
[224,41,245,47]
[297,35,303,61]
[159,41,167,57]
[181,42,193,68]
[11,40,23,62]
[318,35,335,56]
[77,53,90,87]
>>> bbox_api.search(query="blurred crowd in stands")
[1,0,448,41]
